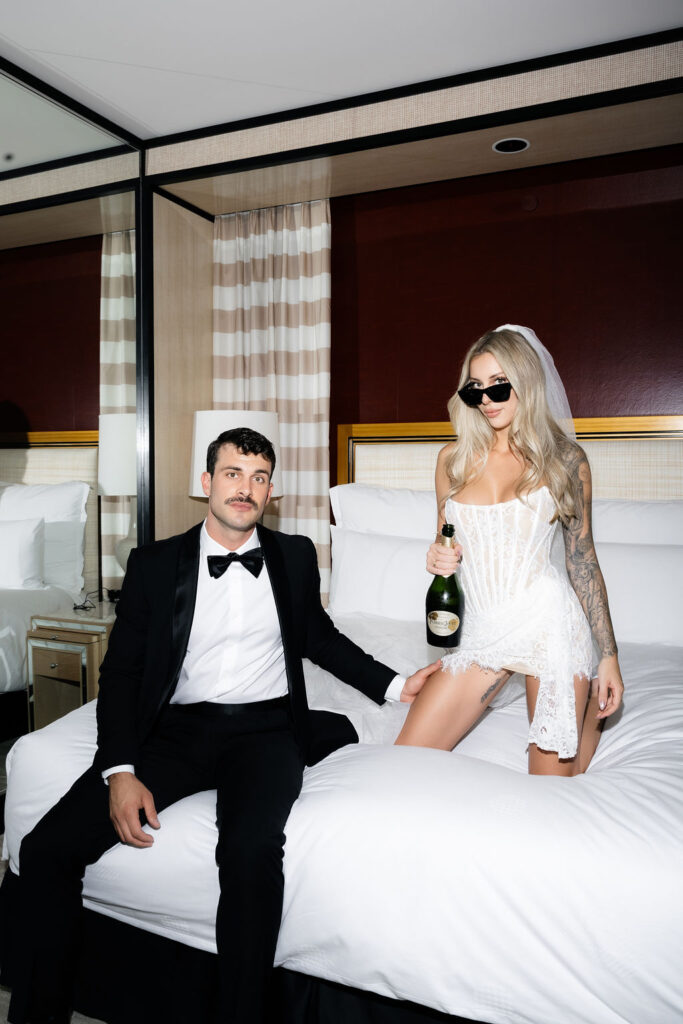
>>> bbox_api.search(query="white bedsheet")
[0,586,74,694]
[3,632,683,1024]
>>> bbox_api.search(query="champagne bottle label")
[427,610,460,636]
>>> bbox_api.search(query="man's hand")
[108,772,160,848]
[401,660,442,703]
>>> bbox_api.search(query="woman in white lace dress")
[396,325,624,775]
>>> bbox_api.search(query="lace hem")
[442,651,591,758]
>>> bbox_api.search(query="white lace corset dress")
[442,486,593,758]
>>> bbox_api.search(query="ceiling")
[0,0,681,173]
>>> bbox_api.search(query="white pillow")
[330,484,437,539]
[595,541,683,646]
[328,529,683,644]
[0,481,88,598]
[329,526,431,622]
[43,521,85,598]
[592,500,683,547]
[0,519,45,589]
[0,480,88,523]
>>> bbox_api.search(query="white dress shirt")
[172,524,287,704]
[103,521,404,779]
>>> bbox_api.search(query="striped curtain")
[213,201,332,598]
[99,230,136,590]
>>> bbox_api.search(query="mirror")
[1,20,143,600]
[0,190,137,596]
[0,68,128,172]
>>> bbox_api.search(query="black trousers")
[8,700,304,1024]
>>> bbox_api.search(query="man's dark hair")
[206,427,276,478]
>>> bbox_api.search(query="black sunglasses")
[458,382,513,407]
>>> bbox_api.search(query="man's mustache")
[226,496,257,508]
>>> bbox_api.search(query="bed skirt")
[0,869,481,1024]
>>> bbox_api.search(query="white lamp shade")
[98,413,137,496]
[189,410,282,498]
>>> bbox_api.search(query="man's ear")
[201,471,212,498]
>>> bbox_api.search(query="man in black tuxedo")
[9,427,439,1024]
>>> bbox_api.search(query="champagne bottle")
[426,524,463,648]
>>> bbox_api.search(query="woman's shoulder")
[437,440,457,463]
[436,441,456,481]
[435,442,457,508]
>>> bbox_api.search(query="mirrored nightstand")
[27,603,116,731]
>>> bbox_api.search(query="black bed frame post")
[135,161,155,547]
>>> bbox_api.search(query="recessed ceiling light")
[492,138,530,154]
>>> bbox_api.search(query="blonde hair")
[445,328,580,523]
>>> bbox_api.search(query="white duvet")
[0,586,74,694]
[3,621,683,1024]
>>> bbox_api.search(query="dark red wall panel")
[330,146,683,476]
[1,235,102,433]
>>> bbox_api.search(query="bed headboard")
[338,416,683,500]
[0,430,99,594]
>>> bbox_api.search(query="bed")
[0,437,99,738]
[1,417,682,1024]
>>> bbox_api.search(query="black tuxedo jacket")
[94,522,396,772]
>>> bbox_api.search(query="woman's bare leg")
[577,682,604,773]
[526,673,591,777]
[395,665,511,750]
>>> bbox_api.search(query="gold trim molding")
[338,416,683,484]
[0,430,99,448]
[573,415,683,438]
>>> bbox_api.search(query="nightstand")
[26,603,116,731]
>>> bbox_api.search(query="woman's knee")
[527,744,577,777]
[396,665,509,749]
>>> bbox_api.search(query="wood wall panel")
[0,235,101,432]
[153,195,214,540]
[164,94,683,217]
[330,147,683,480]
[0,192,135,251]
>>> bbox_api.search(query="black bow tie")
[207,548,264,580]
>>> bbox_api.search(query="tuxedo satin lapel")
[257,524,295,655]
[169,523,202,692]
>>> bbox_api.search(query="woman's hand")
[595,654,624,720]
[426,539,463,576]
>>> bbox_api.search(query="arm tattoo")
[562,446,618,658]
